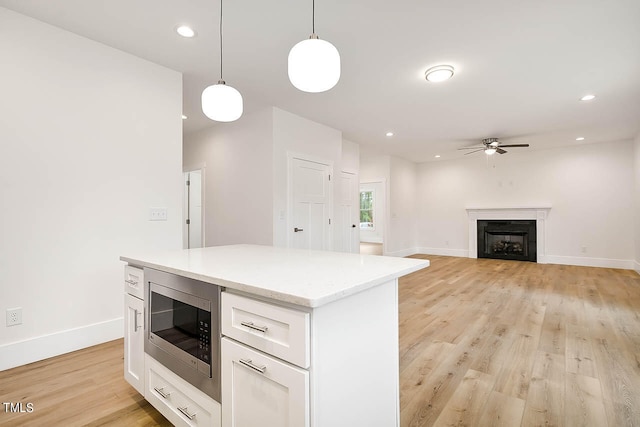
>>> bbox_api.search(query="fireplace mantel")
[466,206,551,263]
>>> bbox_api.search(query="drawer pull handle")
[240,321,268,333]
[133,309,142,331]
[125,279,138,286]
[154,387,170,399]
[239,358,267,374]
[178,406,197,420]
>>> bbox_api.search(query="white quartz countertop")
[120,245,429,308]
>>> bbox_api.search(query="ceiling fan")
[458,138,530,155]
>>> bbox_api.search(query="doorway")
[183,168,204,249]
[359,180,385,254]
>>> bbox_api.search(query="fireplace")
[477,220,537,262]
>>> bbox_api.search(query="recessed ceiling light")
[425,65,454,83]
[575,137,585,141]
[580,94,595,101]
[386,132,394,137]
[182,115,187,120]
[434,155,441,158]
[176,25,196,38]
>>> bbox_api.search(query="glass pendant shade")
[201,81,243,122]
[288,37,340,93]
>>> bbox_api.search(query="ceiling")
[2,0,639,162]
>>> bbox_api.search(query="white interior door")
[289,158,331,250]
[338,171,359,253]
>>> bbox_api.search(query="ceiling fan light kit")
[288,0,341,93]
[458,138,530,156]
[201,0,243,122]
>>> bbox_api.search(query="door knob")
[351,224,356,228]
[294,227,304,232]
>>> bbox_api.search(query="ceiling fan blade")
[498,144,529,148]
[464,148,485,155]
[496,148,507,154]
[457,146,484,150]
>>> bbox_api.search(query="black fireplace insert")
[477,220,537,262]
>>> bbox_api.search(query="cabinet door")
[124,293,145,395]
[222,338,309,427]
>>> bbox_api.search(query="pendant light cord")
[312,0,315,34]
[219,0,223,80]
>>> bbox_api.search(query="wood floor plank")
[521,351,565,427]
[432,369,495,427]
[477,390,525,427]
[565,372,608,427]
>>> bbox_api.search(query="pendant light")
[288,0,340,93]
[202,0,243,122]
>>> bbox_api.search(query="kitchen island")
[121,244,429,427]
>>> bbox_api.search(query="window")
[360,191,374,230]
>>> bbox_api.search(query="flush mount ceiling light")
[580,94,596,101]
[182,114,188,120]
[201,0,243,122]
[176,25,196,38]
[288,0,341,93]
[425,65,454,82]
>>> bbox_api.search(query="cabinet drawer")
[222,338,309,427]
[222,292,310,368]
[146,355,221,427]
[124,265,144,299]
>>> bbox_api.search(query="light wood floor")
[1,256,639,426]
[360,242,383,255]
[400,255,640,427]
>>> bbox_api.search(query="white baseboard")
[634,260,640,275]
[0,317,124,371]
[384,247,419,257]
[416,247,469,258]
[545,255,634,270]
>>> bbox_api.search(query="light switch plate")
[149,207,168,221]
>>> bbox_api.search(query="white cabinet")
[221,292,310,368]
[146,354,221,427]
[123,265,145,395]
[222,283,400,427]
[221,338,309,427]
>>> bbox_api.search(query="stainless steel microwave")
[144,268,221,402]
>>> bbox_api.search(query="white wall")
[634,133,640,273]
[341,139,360,173]
[0,8,183,369]
[416,140,635,268]
[183,108,274,246]
[388,157,418,256]
[272,108,342,248]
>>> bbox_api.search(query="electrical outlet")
[6,308,22,326]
